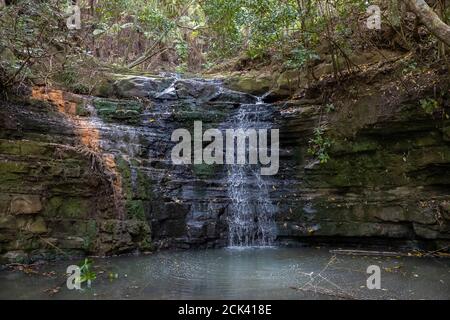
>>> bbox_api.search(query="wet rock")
[413,223,450,239]
[115,76,173,98]
[172,79,257,103]
[210,90,257,104]
[1,250,28,263]
[1,66,450,259]
[278,221,413,238]
[59,236,85,249]
[93,98,143,124]
[175,79,219,100]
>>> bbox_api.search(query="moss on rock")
[93,98,143,124]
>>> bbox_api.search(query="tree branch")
[403,0,450,47]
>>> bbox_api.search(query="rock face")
[272,65,450,249]
[0,97,152,263]
[0,64,449,262]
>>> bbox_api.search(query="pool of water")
[0,247,448,300]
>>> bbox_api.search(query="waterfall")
[226,95,277,247]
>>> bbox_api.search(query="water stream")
[226,96,277,247]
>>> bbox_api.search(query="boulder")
[174,79,219,100]
[27,217,48,234]
[9,195,42,215]
[114,76,173,98]
[59,236,85,249]
[211,90,257,104]
[223,75,272,96]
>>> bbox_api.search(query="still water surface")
[0,247,448,299]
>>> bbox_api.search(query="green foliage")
[78,258,96,287]
[284,46,320,69]
[202,0,299,60]
[308,125,332,164]
[325,103,336,113]
[201,0,243,58]
[2,0,445,81]
[53,64,90,95]
[402,61,418,75]
[0,0,72,89]
[420,98,440,115]
[175,40,189,61]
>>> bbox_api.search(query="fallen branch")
[329,249,410,257]
[402,0,450,47]
[290,286,359,300]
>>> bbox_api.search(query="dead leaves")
[44,286,61,296]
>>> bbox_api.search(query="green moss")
[62,198,89,219]
[0,162,29,190]
[330,139,379,154]
[93,98,143,124]
[115,156,132,198]
[0,140,21,155]
[83,219,97,251]
[0,161,29,174]
[171,102,230,125]
[69,220,97,237]
[323,150,407,187]
[116,156,152,200]
[43,197,89,219]
[136,168,152,200]
[126,200,146,220]
[93,79,115,97]
[224,75,272,95]
[42,196,63,217]
[76,103,90,117]
[0,140,52,158]
[19,140,52,157]
[193,163,219,178]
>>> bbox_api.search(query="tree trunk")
[403,0,450,46]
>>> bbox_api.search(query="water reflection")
[0,248,448,300]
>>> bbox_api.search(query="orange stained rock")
[31,86,100,150]
[31,86,125,218]
[32,87,77,115]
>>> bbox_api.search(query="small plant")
[175,40,188,62]
[420,98,440,115]
[79,258,96,288]
[402,61,418,75]
[175,62,188,73]
[325,103,335,113]
[308,125,332,164]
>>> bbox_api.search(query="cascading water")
[86,74,278,248]
[226,96,277,247]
